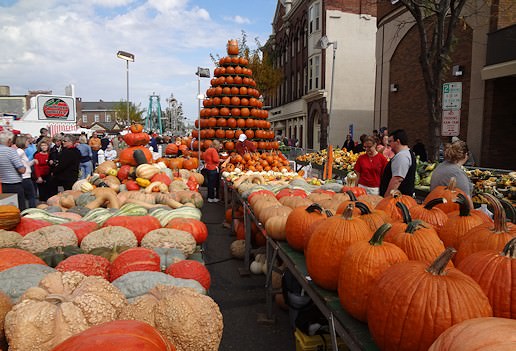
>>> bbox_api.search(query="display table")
[234,188,378,351]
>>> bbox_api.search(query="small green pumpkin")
[35,246,85,268]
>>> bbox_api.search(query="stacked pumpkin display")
[193,39,279,154]
[119,124,153,166]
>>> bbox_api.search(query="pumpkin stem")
[342,204,355,220]
[502,237,516,258]
[46,294,68,304]
[454,194,471,217]
[481,193,509,233]
[396,202,412,223]
[447,177,457,191]
[499,198,516,224]
[405,220,428,234]
[426,248,456,275]
[324,209,334,217]
[306,204,324,214]
[390,190,402,199]
[424,197,447,210]
[345,190,357,201]
[369,223,392,246]
[355,202,372,215]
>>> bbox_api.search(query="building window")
[304,67,308,94]
[291,39,295,57]
[82,114,88,123]
[297,71,301,97]
[308,55,321,91]
[309,2,321,34]
[94,114,99,122]
[298,33,302,52]
[314,55,320,89]
[309,58,313,90]
[105,114,111,122]
[291,74,295,101]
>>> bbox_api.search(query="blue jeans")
[80,161,93,180]
[207,169,219,199]
[22,178,37,208]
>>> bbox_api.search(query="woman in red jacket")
[203,140,222,203]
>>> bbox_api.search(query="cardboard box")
[294,328,348,351]
[0,194,19,207]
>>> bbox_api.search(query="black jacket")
[52,146,81,182]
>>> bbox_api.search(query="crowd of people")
[0,127,129,210]
[352,128,474,205]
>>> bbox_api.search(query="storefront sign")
[37,95,76,121]
[441,109,461,136]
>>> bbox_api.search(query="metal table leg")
[238,202,251,276]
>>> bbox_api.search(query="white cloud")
[0,0,271,125]
[224,15,251,24]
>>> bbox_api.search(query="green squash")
[36,246,85,268]
[152,247,186,271]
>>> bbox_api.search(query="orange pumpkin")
[119,146,153,166]
[424,177,466,213]
[130,123,144,133]
[285,204,330,252]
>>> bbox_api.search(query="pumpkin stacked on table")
[192,39,279,156]
[239,179,516,350]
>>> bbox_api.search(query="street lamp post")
[195,67,210,169]
[117,50,135,127]
[315,36,337,148]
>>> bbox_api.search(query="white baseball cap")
[238,134,247,142]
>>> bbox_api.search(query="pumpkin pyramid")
[193,39,280,155]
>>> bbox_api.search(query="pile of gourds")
[0,201,223,351]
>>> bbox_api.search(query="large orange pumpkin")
[305,205,371,290]
[338,223,408,322]
[457,236,516,319]
[123,132,150,147]
[119,146,153,166]
[51,320,176,351]
[409,197,448,231]
[367,248,492,351]
[375,190,417,221]
[428,317,516,351]
[455,193,516,265]
[424,177,466,213]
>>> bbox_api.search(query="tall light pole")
[315,36,337,147]
[117,50,135,127]
[195,67,210,168]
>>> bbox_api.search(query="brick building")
[375,0,516,169]
[265,0,377,150]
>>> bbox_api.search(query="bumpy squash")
[112,271,205,300]
[141,229,197,256]
[5,271,127,351]
[119,285,223,351]
[0,291,12,348]
[0,248,46,272]
[0,230,23,248]
[0,264,55,301]
[165,218,208,244]
[18,225,77,254]
[56,254,111,280]
[165,260,211,290]
[110,247,161,282]
[102,216,161,243]
[80,226,137,252]
[14,217,51,236]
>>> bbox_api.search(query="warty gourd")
[80,226,138,252]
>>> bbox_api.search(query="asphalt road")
[201,197,296,351]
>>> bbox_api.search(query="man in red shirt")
[353,136,388,195]
[235,134,256,156]
[203,140,222,203]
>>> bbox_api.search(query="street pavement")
[201,194,296,351]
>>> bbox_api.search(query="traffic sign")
[442,82,462,110]
[441,109,461,136]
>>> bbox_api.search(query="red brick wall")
[377,0,402,23]
[497,0,516,29]
[326,0,377,17]
[388,20,473,158]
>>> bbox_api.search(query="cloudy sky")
[0,0,278,124]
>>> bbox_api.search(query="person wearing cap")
[235,134,256,156]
